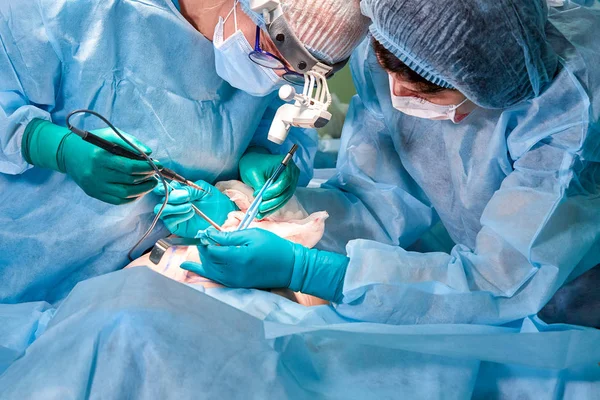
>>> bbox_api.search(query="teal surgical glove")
[239,147,300,219]
[183,228,348,302]
[22,119,158,205]
[153,180,238,238]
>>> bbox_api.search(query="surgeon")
[0,0,369,303]
[180,1,600,325]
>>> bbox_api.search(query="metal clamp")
[149,237,206,265]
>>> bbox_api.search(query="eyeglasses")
[248,26,306,86]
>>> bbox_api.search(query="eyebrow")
[417,85,448,95]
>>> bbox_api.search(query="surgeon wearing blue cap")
[0,0,369,303]
[188,1,600,326]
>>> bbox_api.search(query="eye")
[409,93,428,101]
[403,88,428,100]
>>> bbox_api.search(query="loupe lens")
[249,52,285,69]
[283,73,306,86]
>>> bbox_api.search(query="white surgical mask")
[213,1,282,97]
[388,76,469,123]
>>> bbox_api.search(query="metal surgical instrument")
[65,109,209,260]
[236,144,298,231]
[66,109,206,192]
[163,181,222,232]
[190,204,223,232]
[148,237,218,265]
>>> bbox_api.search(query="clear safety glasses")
[248,26,306,86]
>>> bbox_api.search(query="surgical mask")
[388,76,469,123]
[213,1,282,97]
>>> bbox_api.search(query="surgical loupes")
[267,71,333,144]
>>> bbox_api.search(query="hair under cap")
[361,0,558,108]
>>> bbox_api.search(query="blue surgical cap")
[361,0,559,108]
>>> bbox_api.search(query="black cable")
[66,109,170,261]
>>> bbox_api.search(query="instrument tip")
[186,180,207,192]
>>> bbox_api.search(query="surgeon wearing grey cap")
[0,0,369,303]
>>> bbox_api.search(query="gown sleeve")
[335,120,600,325]
[0,3,62,174]
[295,93,439,254]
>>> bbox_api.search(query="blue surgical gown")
[296,5,600,325]
[1,268,599,399]
[0,0,317,304]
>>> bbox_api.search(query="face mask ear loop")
[450,98,470,123]
[223,0,239,30]
[233,0,238,32]
[450,97,469,111]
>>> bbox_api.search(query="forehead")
[389,73,444,95]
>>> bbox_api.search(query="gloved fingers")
[153,202,193,218]
[118,131,154,156]
[106,158,158,175]
[153,180,214,201]
[200,228,251,247]
[160,212,197,234]
[127,158,162,175]
[94,192,139,206]
[194,236,217,246]
[102,179,158,200]
[260,177,291,201]
[81,185,140,205]
[195,244,231,269]
[185,180,215,200]
[153,180,182,195]
[243,171,267,194]
[160,209,195,225]
[180,261,214,276]
[261,162,300,201]
[130,174,158,185]
[181,261,229,287]
[199,244,245,266]
[239,148,271,186]
[92,128,154,156]
[256,186,295,218]
[102,169,157,185]
[161,189,192,205]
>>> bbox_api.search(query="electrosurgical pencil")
[75,129,204,191]
[66,110,205,192]
[236,144,298,231]
[65,108,211,261]
[190,204,223,232]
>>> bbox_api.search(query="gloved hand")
[153,180,238,238]
[182,228,349,302]
[22,119,158,205]
[239,147,300,219]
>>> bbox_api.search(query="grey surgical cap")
[361,0,559,108]
[240,0,370,65]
